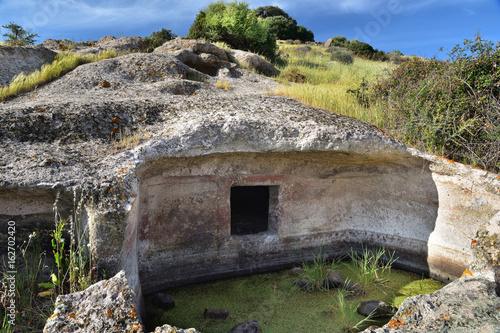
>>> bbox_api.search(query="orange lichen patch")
[107,309,113,317]
[135,172,138,177]
[471,239,477,244]
[130,325,143,331]
[48,313,58,320]
[130,307,137,318]
[139,117,146,122]
[461,269,473,277]
[100,81,111,88]
[492,259,498,264]
[128,163,134,166]
[388,319,405,328]
[68,313,76,319]
[46,158,52,162]
[118,181,123,183]
[119,168,128,173]
[406,310,412,315]
[130,195,137,198]
[109,189,115,193]
[112,128,119,134]
[445,158,455,164]
[112,117,120,124]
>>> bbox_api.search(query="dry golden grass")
[0,49,118,102]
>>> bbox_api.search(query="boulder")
[325,38,334,48]
[151,293,175,309]
[43,271,144,333]
[154,39,228,61]
[154,39,234,77]
[362,276,500,332]
[228,320,262,333]
[357,300,396,318]
[229,49,280,77]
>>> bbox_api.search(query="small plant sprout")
[215,79,231,90]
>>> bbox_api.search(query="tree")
[295,25,314,42]
[255,5,289,19]
[2,22,39,46]
[263,16,297,40]
[187,1,276,60]
[347,39,376,57]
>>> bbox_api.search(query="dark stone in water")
[357,300,396,318]
[325,269,345,288]
[204,308,229,320]
[295,278,309,290]
[289,267,303,275]
[228,320,262,333]
[151,293,175,309]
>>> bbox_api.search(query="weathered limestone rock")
[0,45,56,86]
[79,36,148,55]
[325,38,334,48]
[0,39,499,333]
[469,211,500,295]
[43,271,144,333]
[362,276,500,332]
[152,324,200,333]
[229,49,280,76]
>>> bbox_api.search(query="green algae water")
[145,266,444,333]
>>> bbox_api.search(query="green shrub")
[187,1,277,61]
[372,34,500,172]
[145,28,176,52]
[330,50,354,64]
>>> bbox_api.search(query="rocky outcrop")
[0,45,56,86]
[229,49,280,76]
[79,36,148,55]
[363,276,500,332]
[1,39,499,333]
[43,271,144,333]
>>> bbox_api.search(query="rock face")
[362,276,500,332]
[0,45,56,86]
[229,49,280,76]
[43,271,144,333]
[80,36,148,55]
[153,325,200,333]
[0,39,499,333]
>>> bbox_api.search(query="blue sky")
[0,0,499,58]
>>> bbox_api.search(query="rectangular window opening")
[231,186,277,235]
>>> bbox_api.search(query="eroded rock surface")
[362,276,500,332]
[43,271,144,333]
[0,45,56,86]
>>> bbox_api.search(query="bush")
[187,1,277,60]
[330,50,354,64]
[294,45,311,55]
[145,28,176,52]
[372,34,500,172]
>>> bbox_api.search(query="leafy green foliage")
[187,1,276,60]
[372,34,500,172]
[257,6,314,42]
[254,5,290,18]
[1,22,39,45]
[332,35,348,47]
[347,246,397,291]
[145,28,176,52]
[298,247,342,291]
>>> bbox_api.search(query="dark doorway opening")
[231,186,270,235]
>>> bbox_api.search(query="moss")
[145,267,444,333]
